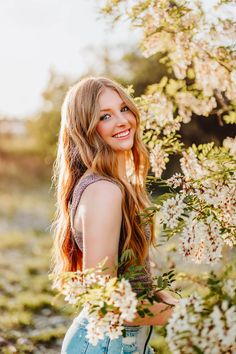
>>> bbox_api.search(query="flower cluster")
[180,147,208,179]
[150,142,169,178]
[55,266,138,346]
[167,296,236,353]
[223,136,236,158]
[156,143,236,263]
[102,0,236,126]
[166,271,236,354]
[180,212,224,264]
[84,278,138,345]
[176,91,217,123]
[159,194,186,229]
[194,56,236,100]
[137,91,179,136]
[140,0,236,108]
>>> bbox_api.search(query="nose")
[115,112,129,126]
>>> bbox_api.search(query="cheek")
[96,122,111,140]
[96,122,105,138]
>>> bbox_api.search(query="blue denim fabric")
[61,308,154,354]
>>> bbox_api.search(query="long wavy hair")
[51,76,154,283]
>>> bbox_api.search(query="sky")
[0,0,232,119]
[0,0,140,118]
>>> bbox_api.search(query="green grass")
[0,151,72,353]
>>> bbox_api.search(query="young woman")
[52,77,177,353]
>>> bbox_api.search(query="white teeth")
[113,130,129,138]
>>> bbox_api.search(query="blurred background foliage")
[0,45,235,353]
[25,46,235,164]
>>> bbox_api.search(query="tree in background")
[101,1,236,353]
[27,70,71,162]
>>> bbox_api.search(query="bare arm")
[75,180,122,277]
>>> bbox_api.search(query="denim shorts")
[61,307,154,354]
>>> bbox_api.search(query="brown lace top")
[69,173,153,295]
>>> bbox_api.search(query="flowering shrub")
[167,269,236,354]
[102,0,236,125]
[99,1,236,353]
[101,0,236,264]
[157,143,236,263]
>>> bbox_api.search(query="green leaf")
[192,345,204,354]
[157,276,163,288]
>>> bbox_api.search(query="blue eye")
[100,114,111,121]
[121,106,129,112]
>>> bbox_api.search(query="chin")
[114,142,134,152]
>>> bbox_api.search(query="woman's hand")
[124,290,179,326]
[156,290,179,307]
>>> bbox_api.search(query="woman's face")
[96,87,137,153]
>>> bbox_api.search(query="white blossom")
[110,278,138,321]
[226,70,236,101]
[180,212,223,264]
[169,32,192,80]
[167,294,236,354]
[166,174,193,191]
[62,278,85,305]
[196,180,229,207]
[180,148,207,179]
[62,271,138,346]
[176,91,217,121]
[86,315,106,346]
[166,173,184,188]
[138,92,181,135]
[150,143,168,177]
[159,194,186,229]
[223,279,236,298]
[143,92,175,128]
[194,56,229,97]
[166,294,203,354]
[223,136,236,158]
[142,31,174,58]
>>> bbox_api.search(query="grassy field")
[0,145,75,353]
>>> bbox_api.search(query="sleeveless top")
[69,173,153,295]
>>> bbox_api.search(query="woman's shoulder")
[75,174,122,218]
[83,179,122,204]
[79,171,121,189]
[72,172,122,205]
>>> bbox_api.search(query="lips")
[112,129,130,138]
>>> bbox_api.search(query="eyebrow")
[100,101,126,112]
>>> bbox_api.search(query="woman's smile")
[112,128,131,139]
